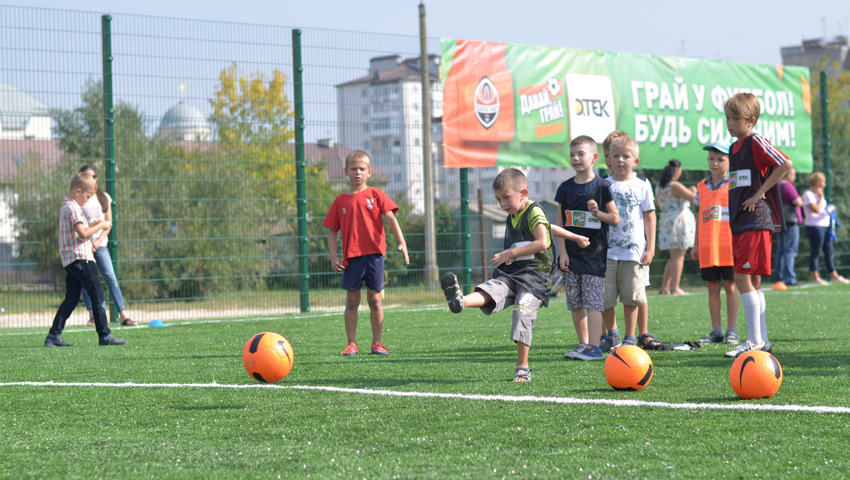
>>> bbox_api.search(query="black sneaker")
[440,272,464,313]
[99,334,128,346]
[45,335,73,347]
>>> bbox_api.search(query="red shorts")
[732,230,772,276]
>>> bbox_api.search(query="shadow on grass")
[295,378,466,389]
[169,405,249,411]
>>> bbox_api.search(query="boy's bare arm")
[490,222,549,266]
[593,200,619,225]
[641,210,656,266]
[690,228,700,261]
[743,160,793,212]
[73,219,110,239]
[556,208,570,271]
[384,211,409,265]
[551,224,590,248]
[327,229,344,272]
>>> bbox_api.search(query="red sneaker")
[341,342,358,356]
[371,342,390,356]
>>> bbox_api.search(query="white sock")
[740,291,762,344]
[758,289,768,343]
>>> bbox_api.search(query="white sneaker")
[724,340,765,358]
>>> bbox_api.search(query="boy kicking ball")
[441,168,589,382]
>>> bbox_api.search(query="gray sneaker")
[761,340,772,354]
[572,345,603,361]
[440,272,464,314]
[45,334,73,347]
[564,343,587,359]
[99,334,128,346]
[699,331,724,344]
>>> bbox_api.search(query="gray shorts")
[603,258,648,309]
[476,277,542,346]
[564,271,605,312]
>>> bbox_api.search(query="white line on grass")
[2,381,848,415]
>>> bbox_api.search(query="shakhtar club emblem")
[473,76,500,129]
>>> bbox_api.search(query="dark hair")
[78,164,108,213]
[658,159,682,189]
[569,135,597,150]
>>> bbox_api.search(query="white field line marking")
[0,306,447,338]
[2,381,849,415]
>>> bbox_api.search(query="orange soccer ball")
[604,345,654,391]
[729,350,783,399]
[242,332,294,383]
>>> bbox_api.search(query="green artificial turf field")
[2,284,848,479]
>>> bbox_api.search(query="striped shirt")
[58,196,93,267]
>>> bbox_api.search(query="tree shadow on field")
[168,405,248,411]
[294,377,465,389]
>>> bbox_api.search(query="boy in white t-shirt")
[603,136,663,349]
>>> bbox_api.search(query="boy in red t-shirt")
[323,150,409,357]
[723,93,791,358]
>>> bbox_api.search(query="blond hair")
[602,130,629,152]
[809,171,826,187]
[493,168,527,193]
[724,92,760,123]
[345,150,371,169]
[70,172,96,193]
[610,135,639,157]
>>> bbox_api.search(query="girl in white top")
[802,171,849,285]
[79,165,138,325]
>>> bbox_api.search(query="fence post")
[292,29,310,312]
[419,3,439,290]
[101,14,118,323]
[819,70,831,203]
[460,168,471,292]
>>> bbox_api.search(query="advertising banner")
[441,39,813,172]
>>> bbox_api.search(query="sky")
[18,0,850,65]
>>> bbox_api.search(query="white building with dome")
[157,87,210,141]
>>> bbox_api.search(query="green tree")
[7,79,147,282]
[209,64,296,203]
[810,61,850,271]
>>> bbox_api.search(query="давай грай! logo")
[474,76,500,129]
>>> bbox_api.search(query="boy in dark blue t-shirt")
[555,135,620,361]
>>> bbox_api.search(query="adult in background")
[656,159,696,295]
[802,171,849,285]
[772,167,803,289]
[78,165,138,326]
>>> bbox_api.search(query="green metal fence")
[1,5,849,329]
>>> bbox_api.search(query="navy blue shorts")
[341,254,385,291]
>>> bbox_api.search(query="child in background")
[323,150,409,357]
[442,168,590,380]
[723,92,791,358]
[604,136,662,349]
[46,172,127,347]
[556,136,619,361]
[598,131,650,352]
[690,143,739,345]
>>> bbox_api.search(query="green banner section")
[441,39,813,172]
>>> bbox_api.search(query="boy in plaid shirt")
[45,173,127,347]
